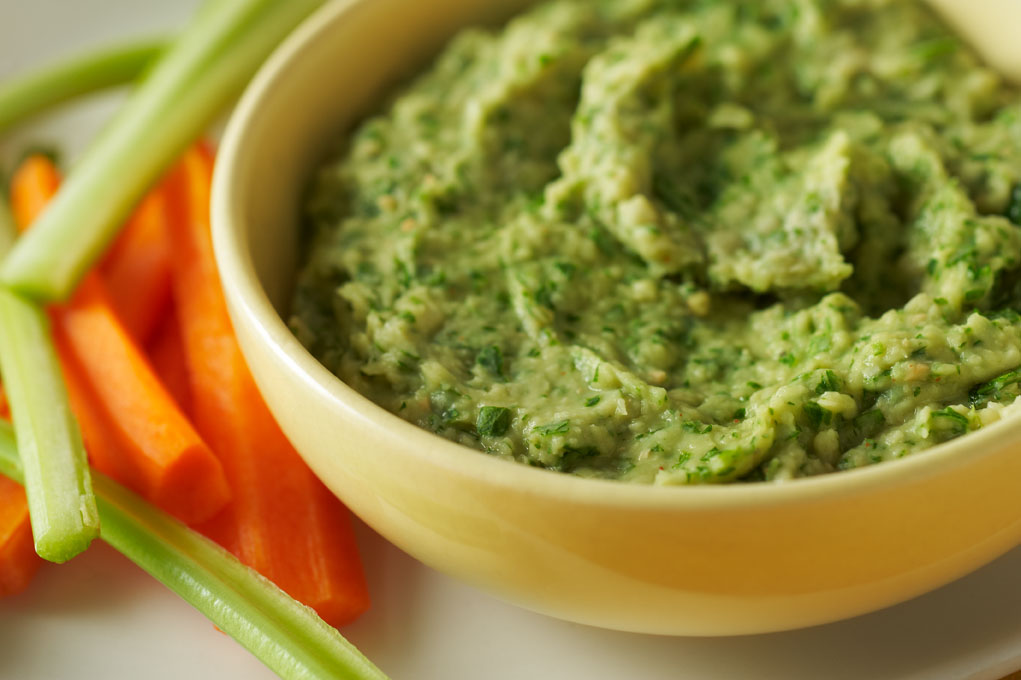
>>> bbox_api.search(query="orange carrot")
[10,155,230,526]
[146,307,192,415]
[9,154,60,231]
[0,474,41,597]
[54,276,231,526]
[100,186,174,342]
[167,144,369,627]
[55,338,138,488]
[0,393,20,595]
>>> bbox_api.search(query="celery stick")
[0,40,166,135]
[0,198,13,255]
[0,198,98,562]
[0,421,388,680]
[0,0,325,301]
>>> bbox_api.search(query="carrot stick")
[167,144,370,627]
[100,185,174,343]
[54,276,231,526]
[8,155,60,230]
[0,473,41,597]
[55,339,138,488]
[12,155,230,526]
[146,307,192,415]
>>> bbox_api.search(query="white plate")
[1,1,1020,678]
[0,523,1019,680]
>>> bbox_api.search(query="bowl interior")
[234,0,1021,317]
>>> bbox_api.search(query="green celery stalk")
[0,420,388,680]
[0,39,166,135]
[0,197,98,562]
[0,0,325,301]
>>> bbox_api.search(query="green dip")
[291,0,1021,483]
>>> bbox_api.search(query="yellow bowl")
[211,0,1021,635]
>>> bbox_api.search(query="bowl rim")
[212,0,1021,513]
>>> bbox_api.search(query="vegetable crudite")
[0,147,374,673]
[11,155,232,527]
[0,422,387,680]
[0,0,327,300]
[293,0,1021,484]
[0,0,383,676]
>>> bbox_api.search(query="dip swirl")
[291,0,1021,483]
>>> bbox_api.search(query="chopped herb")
[589,227,615,255]
[535,420,569,436]
[682,421,712,434]
[553,261,576,277]
[425,269,446,286]
[534,282,556,309]
[815,370,839,394]
[634,426,664,441]
[476,406,511,437]
[733,407,746,420]
[700,447,722,462]
[969,368,1021,406]
[476,344,504,378]
[394,257,413,288]
[584,396,601,407]
[468,269,485,293]
[803,402,831,428]
[779,352,796,366]
[931,407,969,435]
